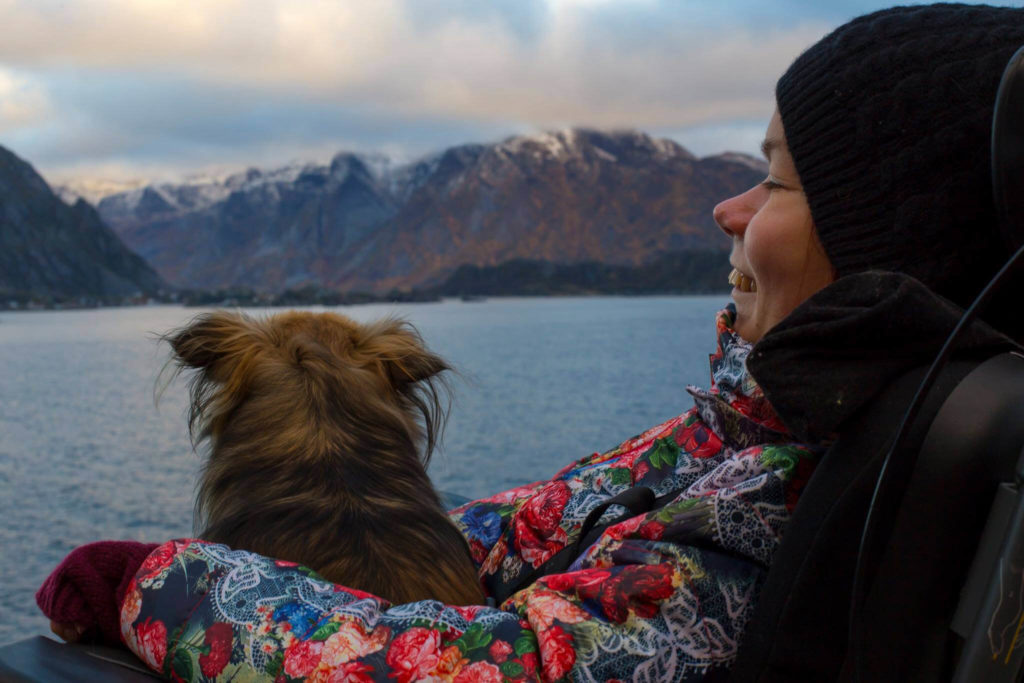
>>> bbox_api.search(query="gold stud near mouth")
[728,268,757,293]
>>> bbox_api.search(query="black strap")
[491,486,657,604]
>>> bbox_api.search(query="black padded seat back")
[731,352,1024,682]
[852,351,1024,680]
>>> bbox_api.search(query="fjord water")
[0,296,724,644]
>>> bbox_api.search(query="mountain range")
[0,146,165,303]
[74,129,764,293]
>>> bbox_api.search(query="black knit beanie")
[776,3,1024,310]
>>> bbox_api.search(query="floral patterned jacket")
[119,306,820,682]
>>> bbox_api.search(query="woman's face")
[713,109,834,343]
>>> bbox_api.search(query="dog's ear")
[386,343,449,389]
[358,319,452,461]
[359,320,450,388]
[166,311,261,376]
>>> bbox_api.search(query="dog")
[164,310,485,605]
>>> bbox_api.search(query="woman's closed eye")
[760,176,785,191]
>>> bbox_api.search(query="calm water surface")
[0,296,725,644]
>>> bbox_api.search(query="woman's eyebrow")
[761,137,783,161]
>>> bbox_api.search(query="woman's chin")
[731,293,760,343]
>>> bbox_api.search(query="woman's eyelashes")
[760,176,785,191]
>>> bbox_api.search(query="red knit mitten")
[36,540,158,646]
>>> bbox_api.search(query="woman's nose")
[713,186,759,238]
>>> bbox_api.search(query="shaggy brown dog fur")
[165,310,485,605]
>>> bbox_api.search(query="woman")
[38,4,1024,680]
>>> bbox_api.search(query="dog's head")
[163,311,483,604]
[166,310,451,459]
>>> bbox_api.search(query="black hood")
[747,271,1018,443]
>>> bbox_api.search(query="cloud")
[19,70,524,184]
[0,1,827,128]
[0,67,50,132]
[10,0,987,180]
[660,119,769,158]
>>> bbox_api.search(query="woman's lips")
[728,267,757,293]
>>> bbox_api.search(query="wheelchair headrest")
[992,45,1024,252]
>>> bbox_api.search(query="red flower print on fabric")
[675,418,722,459]
[454,660,504,682]
[433,644,468,679]
[604,515,645,543]
[283,638,324,678]
[334,585,379,601]
[638,520,666,540]
[138,543,176,580]
[519,651,539,677]
[514,480,572,567]
[134,617,168,672]
[320,621,391,666]
[521,481,570,535]
[119,584,141,642]
[599,564,675,622]
[786,454,817,511]
[310,661,376,683]
[543,568,610,601]
[385,627,442,683]
[198,622,233,678]
[451,604,486,622]
[631,460,651,481]
[488,639,513,663]
[539,625,576,681]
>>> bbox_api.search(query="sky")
[0,0,1019,186]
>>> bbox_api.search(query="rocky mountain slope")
[87,130,764,293]
[0,146,166,301]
